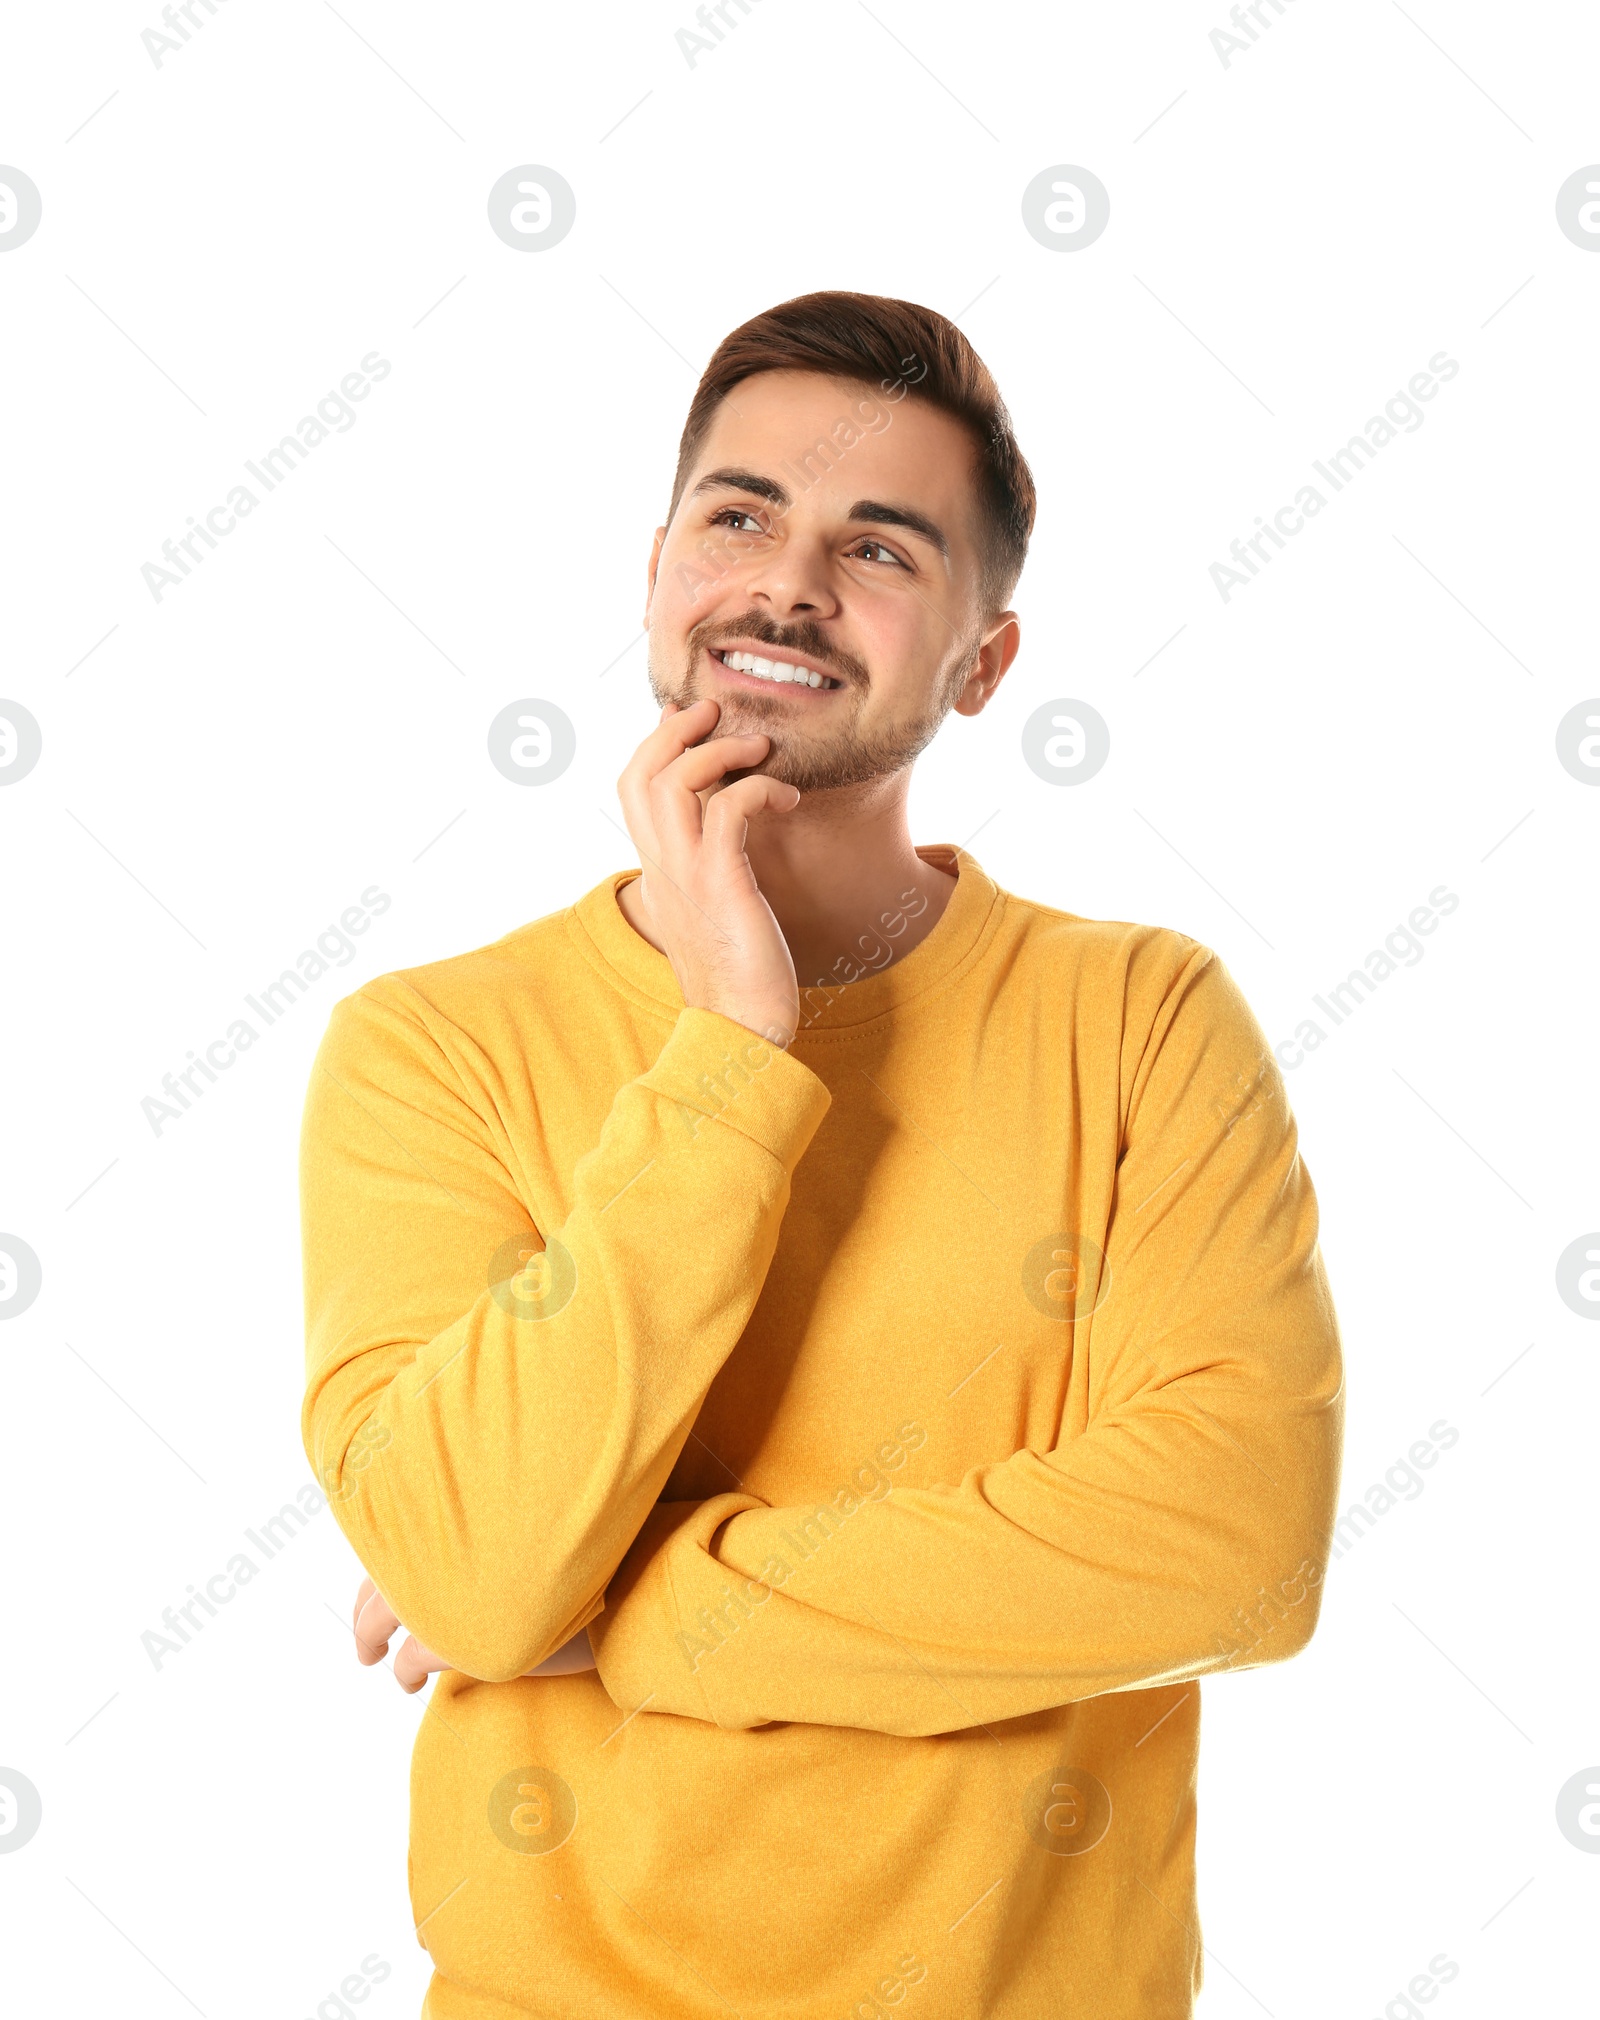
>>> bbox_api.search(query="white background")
[1,1,1597,2014]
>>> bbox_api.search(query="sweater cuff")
[636,1008,831,1171]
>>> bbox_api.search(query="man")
[300,290,1344,2019]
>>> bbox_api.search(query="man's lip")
[706,640,847,690]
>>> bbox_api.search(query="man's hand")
[351,1577,596,1693]
[617,699,801,1047]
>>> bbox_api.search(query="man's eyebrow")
[688,467,790,508]
[846,499,949,559]
[688,468,950,560]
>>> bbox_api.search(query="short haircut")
[668,290,1036,616]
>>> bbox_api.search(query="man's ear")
[953,611,1021,717]
[644,525,667,624]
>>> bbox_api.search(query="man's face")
[644,369,1015,793]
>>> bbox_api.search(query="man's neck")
[615,783,958,991]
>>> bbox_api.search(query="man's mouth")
[709,644,845,692]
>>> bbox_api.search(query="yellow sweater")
[300,844,1344,2020]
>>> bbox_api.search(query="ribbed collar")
[567,844,1003,1038]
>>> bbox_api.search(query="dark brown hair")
[667,290,1036,615]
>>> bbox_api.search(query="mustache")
[691,615,867,687]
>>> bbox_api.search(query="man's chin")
[710,749,808,792]
[659,668,932,794]
[721,745,918,798]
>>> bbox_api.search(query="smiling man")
[300,290,1344,2020]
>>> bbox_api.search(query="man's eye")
[710,507,763,532]
[852,540,906,569]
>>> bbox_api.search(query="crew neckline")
[568,844,1003,1037]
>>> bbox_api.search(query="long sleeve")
[298,982,831,1683]
[588,948,1345,1735]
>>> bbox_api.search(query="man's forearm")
[303,985,831,1681]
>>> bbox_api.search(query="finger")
[700,773,802,850]
[695,777,801,931]
[651,730,774,808]
[646,732,777,857]
[353,1589,400,1665]
[620,698,721,794]
[352,1576,381,1653]
[618,702,720,871]
[393,1634,448,1694]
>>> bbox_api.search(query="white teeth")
[720,650,833,689]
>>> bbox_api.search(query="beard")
[648,611,975,795]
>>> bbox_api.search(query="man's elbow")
[334,1519,589,1683]
[452,1637,539,1686]
[1212,1549,1330,1672]
[393,1594,578,1685]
